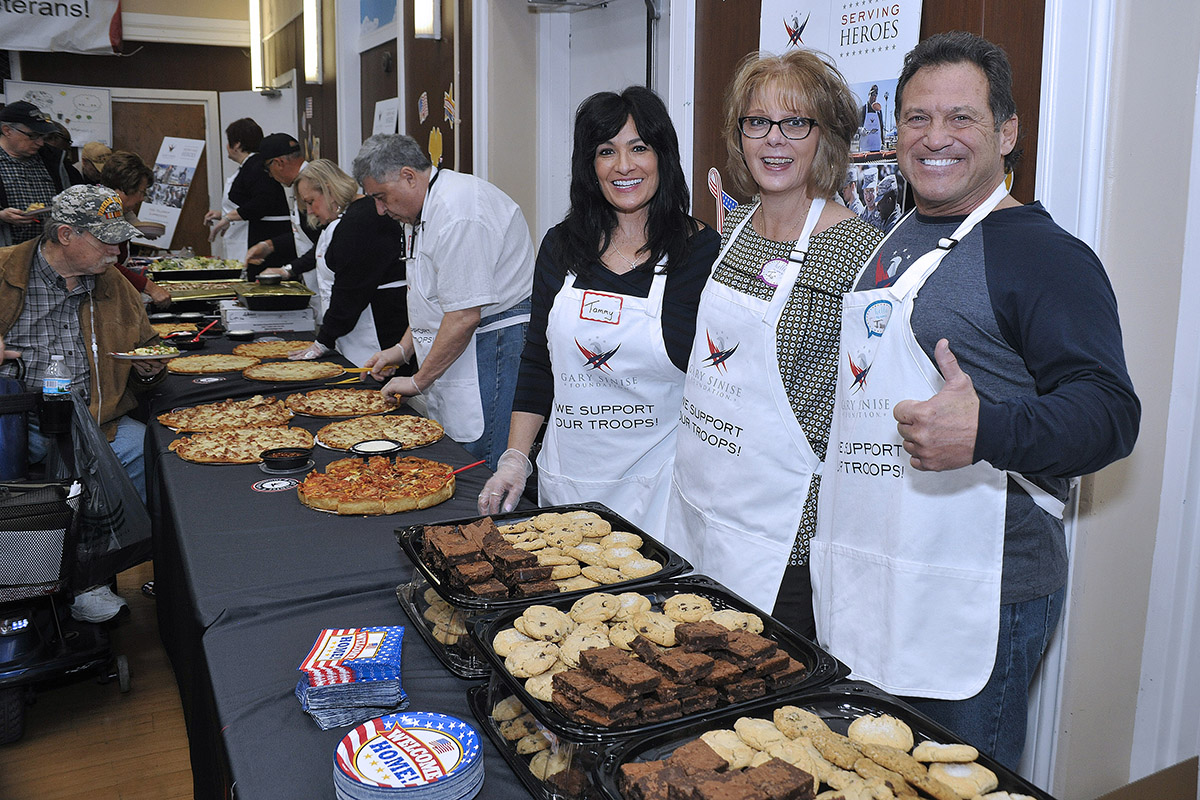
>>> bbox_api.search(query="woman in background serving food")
[100,150,171,307]
[283,159,409,366]
[662,50,881,636]
[479,86,719,537]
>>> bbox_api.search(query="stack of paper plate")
[333,712,484,800]
[296,626,409,729]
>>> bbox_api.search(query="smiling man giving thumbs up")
[809,33,1140,769]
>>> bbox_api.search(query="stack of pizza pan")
[296,627,410,730]
[333,712,484,800]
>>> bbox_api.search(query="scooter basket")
[0,482,79,603]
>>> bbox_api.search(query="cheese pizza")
[157,395,294,432]
[297,455,455,515]
[232,340,316,359]
[242,361,345,382]
[168,427,314,464]
[168,354,261,374]
[285,388,398,417]
[315,414,445,451]
[151,322,197,337]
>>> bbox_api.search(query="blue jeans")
[29,414,148,503]
[905,585,1067,770]
[461,301,529,472]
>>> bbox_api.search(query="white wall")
[1051,0,1200,797]
[486,1,538,236]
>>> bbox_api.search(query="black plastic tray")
[592,680,1057,800]
[394,502,692,611]
[468,684,606,800]
[236,282,314,310]
[149,267,242,281]
[469,575,847,744]
[395,577,490,680]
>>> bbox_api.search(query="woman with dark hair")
[205,117,266,261]
[662,50,882,637]
[478,86,719,536]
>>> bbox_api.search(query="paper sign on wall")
[373,98,399,135]
[3,80,113,146]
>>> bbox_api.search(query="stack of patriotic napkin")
[296,626,409,730]
[333,712,484,800]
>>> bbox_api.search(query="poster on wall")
[0,0,121,55]
[758,0,920,233]
[359,0,398,52]
[3,80,113,146]
[373,98,399,135]
[133,137,205,249]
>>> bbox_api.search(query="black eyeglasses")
[6,125,46,142]
[738,116,819,141]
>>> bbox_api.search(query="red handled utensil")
[191,319,220,341]
[451,459,486,475]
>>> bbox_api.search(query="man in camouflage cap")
[0,185,164,622]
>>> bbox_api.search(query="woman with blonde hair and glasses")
[286,159,408,366]
[663,50,881,637]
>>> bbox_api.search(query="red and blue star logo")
[702,330,738,372]
[576,339,620,372]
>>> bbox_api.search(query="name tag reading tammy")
[580,291,623,325]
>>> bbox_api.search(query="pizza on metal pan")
[285,388,398,417]
[157,395,294,432]
[168,427,314,464]
[242,361,345,382]
[315,414,445,451]
[232,340,316,359]
[168,354,260,374]
[297,455,455,515]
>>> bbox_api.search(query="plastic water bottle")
[40,355,72,435]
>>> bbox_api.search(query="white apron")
[538,266,681,537]
[313,219,403,367]
[664,199,826,610]
[218,168,249,262]
[811,182,1061,699]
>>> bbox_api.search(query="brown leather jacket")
[0,239,160,439]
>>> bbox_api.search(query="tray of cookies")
[394,504,691,611]
[468,683,606,800]
[395,575,490,679]
[592,680,1056,800]
[468,575,846,745]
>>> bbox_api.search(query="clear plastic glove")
[290,341,329,360]
[477,448,533,514]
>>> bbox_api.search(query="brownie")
[488,545,537,569]
[764,658,808,690]
[553,670,602,704]
[449,559,494,585]
[629,635,667,664]
[723,630,778,664]
[638,696,681,723]
[578,646,631,673]
[700,658,743,686]
[582,684,635,716]
[749,758,816,800]
[631,766,688,800]
[497,563,553,582]
[458,517,498,544]
[547,767,589,797]
[602,660,662,694]
[653,678,684,701]
[550,692,579,715]
[691,775,767,800]
[656,650,715,683]
[752,651,792,677]
[665,774,708,800]
[674,620,730,652]
[678,685,719,714]
[720,676,767,703]
[511,579,559,597]
[665,739,729,775]
[430,535,481,565]
[464,578,508,599]
[574,707,618,727]
[619,759,668,795]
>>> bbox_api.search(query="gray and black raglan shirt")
[854,202,1140,603]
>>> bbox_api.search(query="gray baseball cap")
[50,185,142,244]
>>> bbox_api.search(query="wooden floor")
[0,562,194,800]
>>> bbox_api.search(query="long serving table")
[144,346,532,799]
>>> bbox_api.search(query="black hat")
[0,101,55,135]
[259,133,301,160]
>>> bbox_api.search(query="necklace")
[755,196,813,243]
[612,246,639,270]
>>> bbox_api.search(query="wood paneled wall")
[263,14,339,162]
[402,0,473,173]
[19,43,250,93]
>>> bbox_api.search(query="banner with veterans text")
[0,0,122,55]
[759,0,921,233]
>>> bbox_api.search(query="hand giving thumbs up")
[893,339,979,471]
